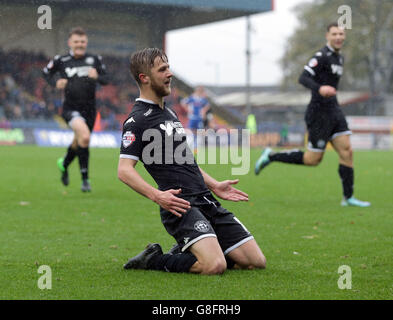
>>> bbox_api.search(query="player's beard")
[151,78,171,98]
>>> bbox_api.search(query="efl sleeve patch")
[120,121,144,160]
[308,58,318,68]
[122,131,136,148]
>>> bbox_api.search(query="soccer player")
[43,27,109,192]
[255,23,370,207]
[118,48,266,275]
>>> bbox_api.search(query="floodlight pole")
[245,15,252,121]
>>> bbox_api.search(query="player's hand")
[319,85,337,97]
[154,189,191,218]
[56,79,68,89]
[88,68,99,80]
[212,180,249,202]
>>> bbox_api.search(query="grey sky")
[166,0,313,86]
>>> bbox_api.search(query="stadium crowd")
[0,49,188,130]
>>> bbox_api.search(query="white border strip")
[307,142,325,153]
[68,116,86,128]
[304,66,316,76]
[330,130,352,141]
[224,236,254,256]
[119,154,139,161]
[136,98,156,104]
[182,234,217,252]
[307,146,325,153]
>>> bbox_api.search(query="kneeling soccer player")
[118,48,266,274]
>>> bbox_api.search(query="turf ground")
[0,145,392,300]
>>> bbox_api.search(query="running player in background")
[43,27,109,192]
[255,23,370,208]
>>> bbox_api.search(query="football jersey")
[120,99,209,196]
[42,51,109,110]
[299,44,344,107]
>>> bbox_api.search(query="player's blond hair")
[130,48,168,85]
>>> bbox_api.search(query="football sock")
[339,164,354,199]
[77,146,89,180]
[148,252,197,273]
[225,256,236,270]
[269,150,304,165]
[63,145,77,169]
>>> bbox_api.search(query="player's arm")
[198,168,248,202]
[299,52,336,97]
[118,120,190,217]
[117,159,190,217]
[42,55,65,88]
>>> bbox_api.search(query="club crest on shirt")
[122,131,136,148]
[85,57,94,65]
[308,58,318,68]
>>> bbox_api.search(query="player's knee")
[339,146,353,165]
[202,258,227,275]
[239,255,267,270]
[254,255,267,269]
[307,156,322,166]
[247,254,267,269]
[78,134,90,147]
[304,151,323,166]
[346,147,353,161]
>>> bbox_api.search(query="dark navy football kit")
[43,50,109,191]
[120,98,253,255]
[43,51,109,130]
[299,44,351,152]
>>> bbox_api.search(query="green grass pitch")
[0,145,392,300]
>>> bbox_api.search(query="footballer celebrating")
[255,23,370,207]
[43,27,109,192]
[118,48,266,275]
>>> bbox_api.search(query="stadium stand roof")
[101,0,273,12]
[17,0,274,30]
[211,90,370,108]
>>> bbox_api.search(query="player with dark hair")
[255,23,370,207]
[118,48,266,275]
[43,27,109,192]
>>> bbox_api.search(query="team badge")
[85,57,94,65]
[308,58,318,68]
[122,131,136,148]
[194,220,210,233]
